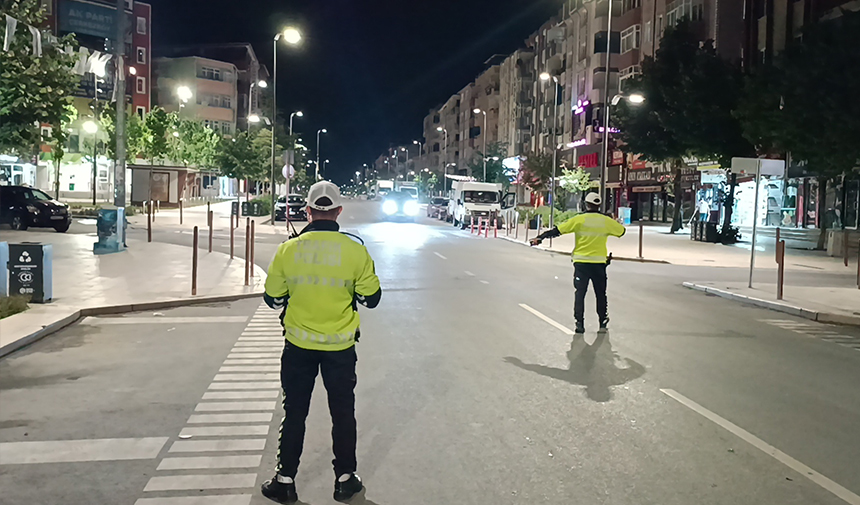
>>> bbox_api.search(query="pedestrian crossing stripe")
[760,319,860,351]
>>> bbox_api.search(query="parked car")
[275,194,307,221]
[381,190,420,221]
[0,185,71,232]
[427,197,449,219]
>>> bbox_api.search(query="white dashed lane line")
[434,252,447,260]
[518,303,575,336]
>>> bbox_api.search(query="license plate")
[50,215,65,220]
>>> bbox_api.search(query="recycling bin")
[8,242,52,303]
[0,242,8,297]
[241,202,250,216]
[93,207,125,255]
[232,201,240,217]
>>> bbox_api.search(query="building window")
[645,21,652,43]
[223,70,233,83]
[433,143,440,152]
[619,65,642,89]
[199,67,222,81]
[136,76,145,94]
[620,25,641,54]
[136,47,146,64]
[136,106,145,119]
[221,123,232,136]
[622,0,641,12]
[125,0,133,9]
[136,16,146,35]
[658,15,664,33]
[667,0,704,26]
[221,96,232,109]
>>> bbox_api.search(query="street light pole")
[550,78,559,243]
[599,0,615,214]
[413,140,423,171]
[289,111,303,136]
[315,128,327,180]
[272,27,302,223]
[113,0,127,209]
[437,127,448,193]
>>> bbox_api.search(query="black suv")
[0,185,72,232]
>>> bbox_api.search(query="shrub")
[0,296,29,319]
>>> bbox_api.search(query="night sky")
[148,0,560,183]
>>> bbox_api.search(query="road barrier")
[250,220,256,274]
[179,199,184,225]
[208,210,214,253]
[147,200,152,243]
[776,228,786,300]
[230,219,235,259]
[244,218,250,287]
[192,226,198,296]
[638,221,644,260]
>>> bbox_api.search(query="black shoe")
[575,323,585,334]
[598,319,609,332]
[334,473,363,502]
[261,475,298,504]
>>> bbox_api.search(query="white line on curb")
[661,388,860,505]
[518,304,575,336]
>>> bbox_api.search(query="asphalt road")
[2,200,859,505]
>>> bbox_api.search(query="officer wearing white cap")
[530,192,625,334]
[262,181,381,504]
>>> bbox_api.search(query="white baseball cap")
[585,192,601,206]
[306,181,342,211]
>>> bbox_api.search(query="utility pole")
[113,0,127,209]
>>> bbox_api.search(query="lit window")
[136,47,146,64]
[645,21,652,43]
[620,25,641,54]
[136,76,146,94]
[136,16,146,35]
[136,106,145,118]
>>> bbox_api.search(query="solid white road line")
[179,426,269,437]
[187,413,273,424]
[168,439,266,453]
[213,373,279,381]
[237,337,283,341]
[518,303,575,336]
[434,252,447,259]
[222,359,280,365]
[219,366,280,373]
[144,473,257,492]
[229,347,281,353]
[135,496,251,505]
[202,391,279,400]
[195,401,277,412]
[83,316,248,325]
[156,455,262,470]
[661,388,860,505]
[208,381,280,390]
[226,354,282,360]
[0,437,168,465]
[233,342,282,347]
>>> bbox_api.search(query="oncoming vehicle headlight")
[404,200,419,216]
[382,199,397,215]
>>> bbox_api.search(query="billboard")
[59,0,117,41]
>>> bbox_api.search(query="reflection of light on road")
[78,219,97,225]
[362,222,436,250]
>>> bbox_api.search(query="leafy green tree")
[167,119,220,169]
[466,141,509,185]
[0,0,80,155]
[43,104,77,198]
[520,151,555,193]
[614,21,754,233]
[555,166,591,211]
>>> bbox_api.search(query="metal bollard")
[844,230,850,268]
[208,210,213,253]
[179,199,184,225]
[244,218,250,286]
[638,221,644,260]
[192,226,198,296]
[147,200,152,243]
[484,218,489,238]
[777,239,786,300]
[230,220,234,259]
[494,217,498,239]
[775,227,781,262]
[250,220,256,278]
[151,200,156,223]
[471,216,475,234]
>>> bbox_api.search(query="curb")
[682,282,860,327]
[497,235,671,264]
[0,292,263,359]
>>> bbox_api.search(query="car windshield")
[22,188,52,201]
[387,191,412,201]
[464,191,498,203]
[431,198,447,205]
[288,196,305,204]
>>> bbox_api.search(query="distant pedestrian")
[529,192,625,333]
[261,181,382,504]
[698,198,710,222]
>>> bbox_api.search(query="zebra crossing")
[135,303,284,505]
[761,319,860,351]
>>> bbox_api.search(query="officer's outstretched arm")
[354,251,382,309]
[264,245,290,310]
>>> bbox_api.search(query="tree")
[466,141,509,185]
[0,0,80,155]
[555,166,591,211]
[166,119,221,170]
[613,21,754,234]
[520,151,556,194]
[43,104,77,198]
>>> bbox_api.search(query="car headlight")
[26,204,39,215]
[382,200,397,215]
[404,200,419,216]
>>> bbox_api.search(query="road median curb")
[497,235,671,264]
[681,282,860,327]
[0,292,263,359]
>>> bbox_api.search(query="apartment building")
[498,49,536,159]
[457,65,501,178]
[158,43,269,131]
[152,56,239,138]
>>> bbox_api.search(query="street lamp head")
[401,147,406,151]
[356,171,361,176]
[325,159,330,163]
[128,66,137,75]
[473,108,482,114]
[540,72,551,82]
[320,128,327,133]
[176,86,193,103]
[628,93,646,104]
[257,80,268,88]
[248,114,261,123]
[82,120,98,134]
[436,126,443,132]
[282,27,302,45]
[295,111,304,117]
[413,140,419,145]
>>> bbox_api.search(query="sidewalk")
[128,200,300,238]
[1,230,266,357]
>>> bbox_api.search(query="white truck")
[448,181,505,228]
[394,181,418,199]
[371,180,395,200]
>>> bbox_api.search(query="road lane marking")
[144,473,257,492]
[168,439,267,453]
[156,455,262,470]
[202,391,279,400]
[0,437,168,465]
[233,341,282,347]
[464,271,474,276]
[760,319,860,351]
[223,360,280,367]
[237,337,283,341]
[195,401,277,412]
[208,381,280,390]
[187,413,273,424]
[220,366,280,373]
[82,316,248,325]
[518,304,575,336]
[179,426,270,437]
[136,496,252,505]
[434,252,447,259]
[229,348,281,353]
[213,373,279,381]
[661,388,860,505]
[226,354,281,360]
[480,280,490,285]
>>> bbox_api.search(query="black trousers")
[277,342,358,478]
[573,262,608,324]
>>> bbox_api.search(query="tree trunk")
[816,176,829,250]
[54,157,62,199]
[669,162,683,233]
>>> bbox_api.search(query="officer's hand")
[264,293,287,310]
[529,238,542,247]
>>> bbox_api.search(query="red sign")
[610,150,624,166]
[578,153,599,168]
[631,157,647,169]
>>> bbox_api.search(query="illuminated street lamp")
[272,26,303,222]
[316,128,327,180]
[473,108,488,181]
[289,111,303,135]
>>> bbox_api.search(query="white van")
[448,181,504,228]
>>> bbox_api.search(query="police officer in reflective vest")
[530,192,625,334]
[262,181,381,504]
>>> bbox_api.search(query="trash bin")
[705,222,720,243]
[251,201,262,216]
[241,202,250,216]
[93,207,125,255]
[8,242,53,303]
[618,207,632,225]
[231,201,240,217]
